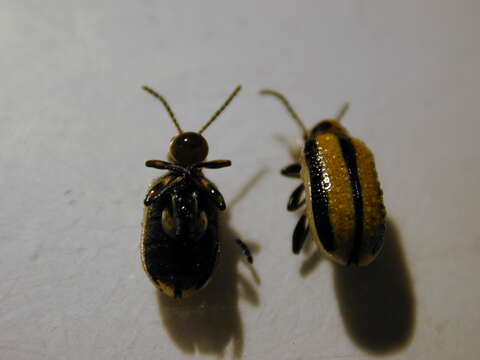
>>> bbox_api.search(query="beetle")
[260,89,386,266]
[140,85,252,298]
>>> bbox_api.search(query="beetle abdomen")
[141,176,219,298]
[302,133,385,266]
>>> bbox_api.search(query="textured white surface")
[1,1,480,359]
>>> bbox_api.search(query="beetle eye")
[319,122,332,130]
[314,121,332,132]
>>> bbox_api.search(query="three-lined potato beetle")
[140,85,252,298]
[261,89,386,266]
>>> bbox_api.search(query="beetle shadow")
[298,236,324,277]
[157,169,265,358]
[333,217,416,355]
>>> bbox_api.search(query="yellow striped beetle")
[261,89,386,266]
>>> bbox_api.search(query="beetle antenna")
[198,85,242,134]
[335,103,350,122]
[260,89,308,138]
[142,86,183,134]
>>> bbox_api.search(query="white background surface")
[1,1,479,359]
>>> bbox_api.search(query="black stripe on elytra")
[304,139,335,251]
[338,136,364,265]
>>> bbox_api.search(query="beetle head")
[311,120,349,137]
[142,85,241,166]
[259,90,351,140]
[169,132,209,166]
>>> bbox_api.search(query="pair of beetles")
[140,85,386,298]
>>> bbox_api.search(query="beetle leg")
[144,176,184,206]
[236,239,253,264]
[287,184,305,211]
[144,185,161,206]
[170,194,185,237]
[192,175,226,210]
[281,163,301,178]
[194,160,232,169]
[145,160,186,173]
[292,214,309,254]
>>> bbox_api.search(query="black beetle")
[140,85,252,298]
